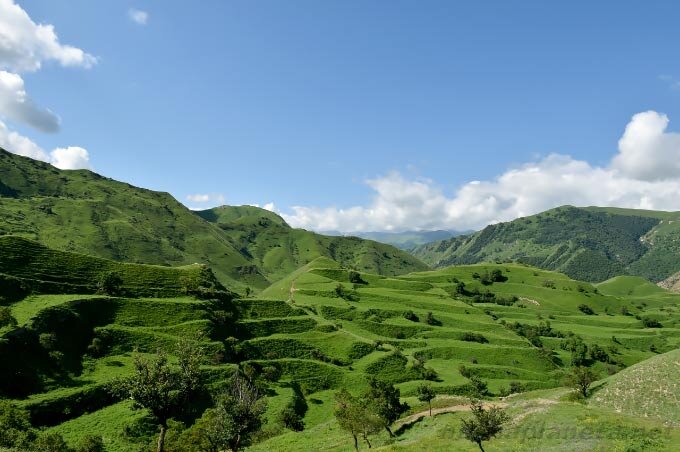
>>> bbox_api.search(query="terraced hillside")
[2,251,679,451]
[0,149,427,291]
[412,205,680,283]
[0,235,225,302]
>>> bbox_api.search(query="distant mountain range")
[411,205,680,283]
[0,148,427,291]
[321,229,470,250]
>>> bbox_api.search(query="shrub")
[460,332,488,344]
[348,271,366,285]
[578,304,595,315]
[278,405,304,431]
[96,271,123,296]
[642,317,662,328]
[0,307,17,328]
[76,435,105,452]
[542,279,555,289]
[402,310,419,322]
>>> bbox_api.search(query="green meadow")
[1,239,678,451]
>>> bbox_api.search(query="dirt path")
[396,401,509,426]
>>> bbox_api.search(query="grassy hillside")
[195,205,429,284]
[591,348,680,425]
[412,205,680,283]
[2,254,679,450]
[0,149,426,291]
[0,235,226,302]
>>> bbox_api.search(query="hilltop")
[195,206,429,285]
[0,149,427,291]
[412,205,680,283]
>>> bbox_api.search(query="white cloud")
[0,71,59,132]
[611,111,680,181]
[282,111,680,233]
[186,193,226,204]
[0,119,49,160]
[49,146,91,170]
[128,8,149,25]
[0,0,97,73]
[0,121,91,169]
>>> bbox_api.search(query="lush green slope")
[3,254,680,450]
[592,348,680,425]
[0,149,427,291]
[0,235,226,302]
[195,205,429,284]
[412,205,680,283]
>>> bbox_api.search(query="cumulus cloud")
[0,121,91,169]
[128,8,149,25]
[49,146,91,170]
[0,119,49,160]
[0,0,97,73]
[186,193,226,204]
[282,111,680,233]
[0,71,60,132]
[611,111,680,181]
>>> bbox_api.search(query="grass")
[412,205,680,283]
[2,248,680,450]
[0,148,426,293]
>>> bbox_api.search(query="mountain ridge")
[411,205,680,283]
[0,148,427,291]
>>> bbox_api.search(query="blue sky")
[4,1,680,231]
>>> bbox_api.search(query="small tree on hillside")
[566,366,599,398]
[110,340,203,452]
[416,384,436,416]
[97,271,123,296]
[190,372,267,452]
[460,400,509,452]
[334,389,382,451]
[0,307,17,328]
[364,378,409,437]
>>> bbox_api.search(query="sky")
[3,0,680,232]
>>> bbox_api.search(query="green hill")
[0,235,226,301]
[592,348,680,425]
[0,149,427,291]
[194,205,429,284]
[412,205,680,283]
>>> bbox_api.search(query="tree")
[467,375,488,398]
[334,389,382,451]
[0,306,17,328]
[110,341,203,452]
[364,378,409,437]
[97,271,123,296]
[566,366,599,398]
[416,384,436,416]
[76,435,106,452]
[578,304,595,315]
[0,401,35,449]
[32,432,72,452]
[460,400,509,452]
[190,372,267,452]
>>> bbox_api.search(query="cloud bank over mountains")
[0,0,94,169]
[283,111,680,233]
